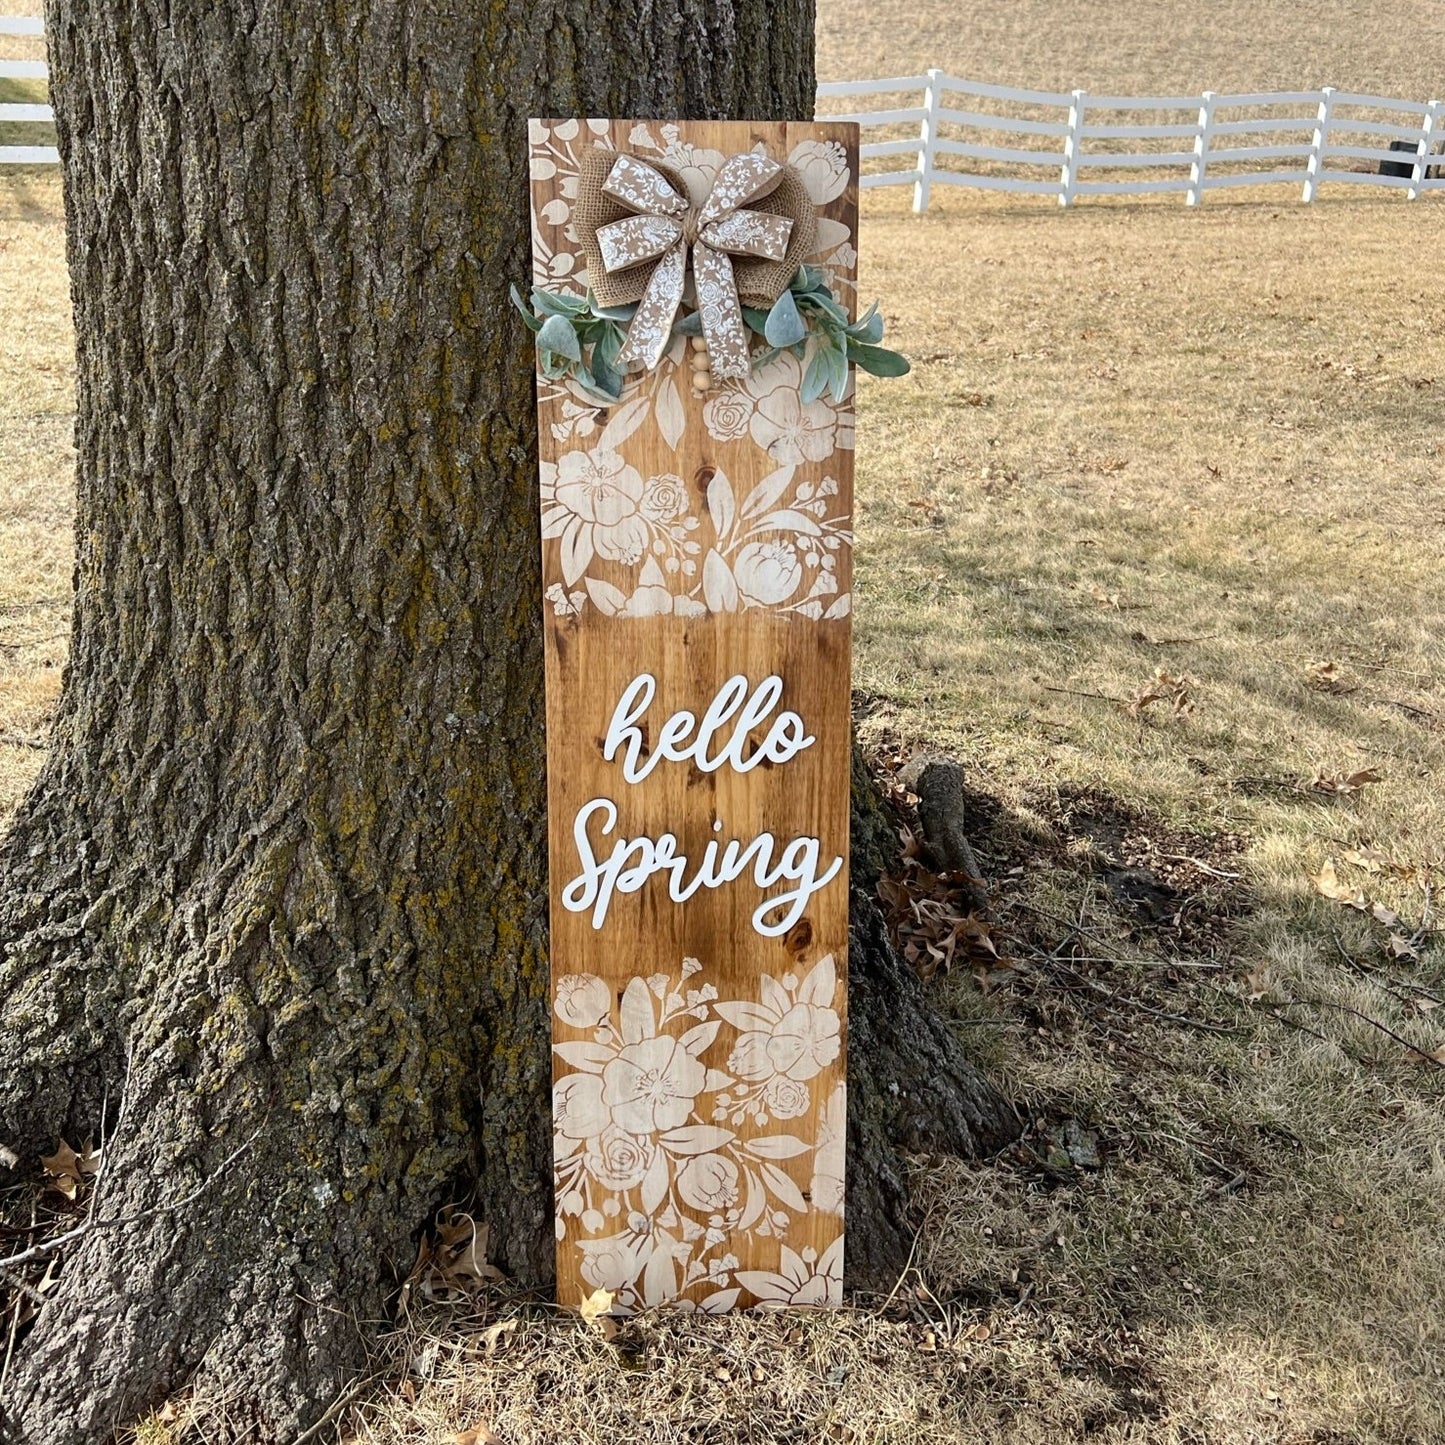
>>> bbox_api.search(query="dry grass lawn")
[4,6,1445,1441]
[817,0,1445,99]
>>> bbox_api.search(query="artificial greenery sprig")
[512,266,909,405]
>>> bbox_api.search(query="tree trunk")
[0,3,1014,1439]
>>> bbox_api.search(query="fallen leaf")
[40,1140,85,1200]
[1309,767,1382,796]
[1341,846,1386,874]
[1122,668,1196,719]
[1388,934,1421,961]
[1370,901,1399,928]
[1313,859,1367,910]
[1306,660,1349,692]
[1245,962,1275,1002]
[578,1286,618,1339]
[483,1319,518,1357]
[455,1424,501,1445]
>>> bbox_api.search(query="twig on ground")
[1156,853,1243,880]
[1041,955,1242,1035]
[1282,999,1445,1072]
[1043,685,1127,704]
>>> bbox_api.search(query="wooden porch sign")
[527,118,859,1311]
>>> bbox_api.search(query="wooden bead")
[689,335,709,353]
[690,352,712,372]
[691,370,712,394]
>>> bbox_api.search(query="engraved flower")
[788,139,851,204]
[732,540,803,606]
[621,558,708,618]
[737,1239,843,1308]
[555,973,612,1029]
[640,473,688,524]
[601,1035,707,1134]
[747,353,852,464]
[578,1232,648,1293]
[762,1075,811,1121]
[543,449,651,579]
[554,1072,608,1141]
[584,1125,651,1192]
[809,1083,846,1217]
[702,389,755,443]
[676,1153,741,1213]
[729,1000,841,1083]
[659,133,727,208]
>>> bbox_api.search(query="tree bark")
[0,3,1013,1439]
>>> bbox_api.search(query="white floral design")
[701,390,753,442]
[553,955,845,1311]
[746,352,854,465]
[530,123,856,621]
[737,1238,844,1308]
[788,139,851,204]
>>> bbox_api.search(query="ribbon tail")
[693,244,752,381]
[614,241,687,372]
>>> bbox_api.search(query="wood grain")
[529,119,858,1311]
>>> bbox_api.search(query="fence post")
[1302,86,1335,202]
[1186,90,1215,206]
[913,69,943,213]
[1407,100,1441,200]
[1059,89,1087,207]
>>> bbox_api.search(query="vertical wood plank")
[528,119,859,1312]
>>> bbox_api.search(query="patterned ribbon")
[596,152,795,380]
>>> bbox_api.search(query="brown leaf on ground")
[1340,845,1386,873]
[1313,858,1368,910]
[455,1423,501,1445]
[40,1139,86,1200]
[1309,767,1382,796]
[1306,660,1351,693]
[578,1286,619,1339]
[1387,933,1422,961]
[1122,669,1196,719]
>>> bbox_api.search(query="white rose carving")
[702,390,754,442]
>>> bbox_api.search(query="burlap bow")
[588,152,803,379]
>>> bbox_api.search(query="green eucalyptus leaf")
[800,347,831,405]
[741,306,772,335]
[587,291,638,322]
[847,340,911,378]
[826,341,850,402]
[595,324,624,370]
[532,289,589,319]
[510,283,543,332]
[765,289,808,348]
[672,310,704,336]
[789,264,826,295]
[537,313,582,362]
[847,302,885,344]
[803,291,850,327]
[588,347,624,401]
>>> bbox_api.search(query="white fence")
[0,15,56,164]
[818,71,1445,209]
[6,21,1444,205]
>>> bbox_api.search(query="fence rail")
[5,20,1444,206]
[821,71,1445,209]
